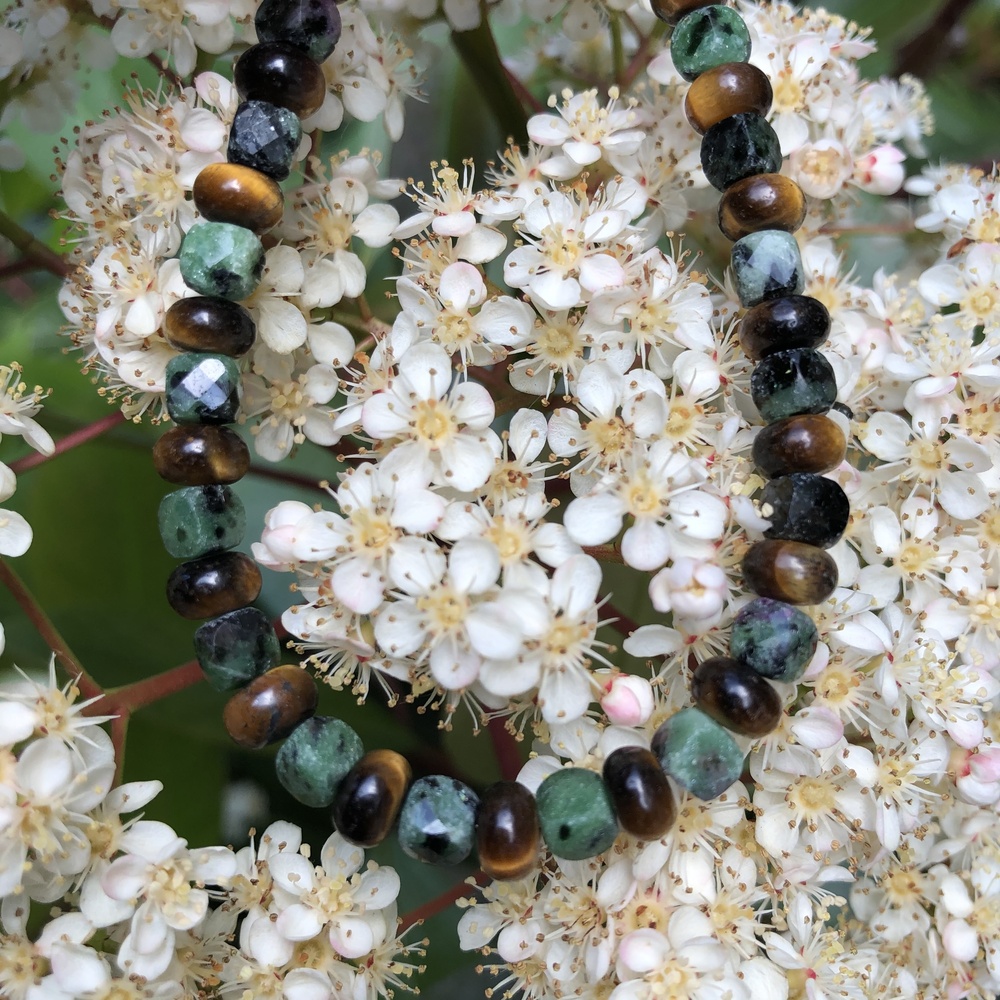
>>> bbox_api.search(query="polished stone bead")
[602,746,676,840]
[652,707,745,801]
[158,485,245,559]
[256,0,342,62]
[691,656,783,738]
[743,539,838,605]
[193,162,284,235]
[194,606,282,691]
[234,42,327,119]
[719,174,806,242]
[752,413,847,478]
[739,295,831,361]
[730,597,818,683]
[671,6,751,82]
[164,297,257,357]
[475,781,540,881]
[701,113,782,192]
[684,62,772,135]
[153,426,251,486]
[227,100,302,181]
[332,749,412,848]
[166,551,262,620]
[650,0,715,24]
[536,768,618,861]
[179,223,264,301]
[276,716,364,808]
[751,348,837,423]
[732,230,805,308]
[398,776,480,865]
[223,664,318,749]
[165,353,241,426]
[761,473,849,548]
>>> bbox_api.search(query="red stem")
[10,411,126,475]
[602,599,641,638]
[504,66,544,114]
[86,658,205,717]
[400,872,488,930]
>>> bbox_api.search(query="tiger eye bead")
[331,750,412,848]
[602,746,676,840]
[223,664,318,749]
[475,781,540,882]
[752,414,847,478]
[650,0,715,23]
[691,656,783,737]
[166,551,262,620]
[193,163,284,235]
[739,295,832,361]
[153,426,251,485]
[743,539,839,605]
[719,174,806,242]
[234,42,327,119]
[164,298,257,358]
[684,62,772,135]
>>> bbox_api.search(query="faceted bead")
[650,0,715,24]
[164,297,256,358]
[536,768,618,861]
[256,0,342,62]
[234,42,327,119]
[153,426,250,486]
[751,348,837,423]
[193,163,284,235]
[701,113,782,192]
[731,230,805,308]
[730,597,818,683]
[179,223,264,301]
[158,485,246,560]
[752,413,847,478]
[739,295,831,361]
[331,749,412,848]
[276,716,364,808]
[671,6,751,82]
[223,664,318,749]
[652,707,745,801]
[602,746,676,840]
[165,353,241,426]
[475,781,540,881]
[691,656,783,738]
[227,100,302,181]
[684,62,772,135]
[719,174,806,242]
[761,473,850,548]
[194,606,282,691]
[398,776,480,866]
[166,551,262,620]
[743,539,838,606]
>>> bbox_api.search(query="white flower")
[0,364,54,455]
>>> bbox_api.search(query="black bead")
[227,100,302,181]
[691,655,783,738]
[234,42,327,119]
[256,0,342,62]
[750,348,838,423]
[700,112,782,192]
[761,473,850,548]
[739,295,831,361]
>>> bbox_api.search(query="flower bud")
[648,557,726,622]
[253,500,313,570]
[600,674,654,726]
[853,145,906,195]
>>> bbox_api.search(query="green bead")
[731,230,804,308]
[275,716,364,808]
[398,776,480,865]
[671,5,751,81]
[158,485,246,559]
[193,606,282,691]
[701,113,782,192]
[165,353,242,425]
[651,707,745,800]
[729,597,818,683]
[536,767,618,860]
[751,349,837,423]
[179,222,264,300]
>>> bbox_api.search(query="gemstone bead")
[165,353,241,426]
[738,295,831,361]
[164,297,257,357]
[684,62,772,135]
[671,6,751,82]
[193,163,284,235]
[255,0,342,62]
[761,473,850,548]
[332,749,412,848]
[719,174,806,242]
[750,348,837,423]
[652,707,745,801]
[158,485,246,560]
[194,606,282,691]
[701,112,782,192]
[752,413,847,478]
[227,100,302,181]
[166,551,262,620]
[743,539,838,605]
[602,746,676,840]
[730,597,818,683]
[223,664,318,749]
[234,42,327,119]
[179,223,264,301]
[398,776,480,866]
[691,656,783,738]
[732,230,805,308]
[153,426,251,485]
[536,768,618,861]
[650,0,715,24]
[276,716,364,808]
[476,782,540,881]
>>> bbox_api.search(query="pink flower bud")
[601,674,654,727]
[853,145,906,195]
[648,557,726,622]
[253,500,313,569]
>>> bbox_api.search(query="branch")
[0,209,71,280]
[10,411,127,475]
[94,658,205,716]
[892,0,980,78]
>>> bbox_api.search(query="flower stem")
[583,544,625,564]
[0,209,70,279]
[601,599,641,638]
[611,17,626,86]
[98,658,205,715]
[10,411,127,475]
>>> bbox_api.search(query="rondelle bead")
[742,539,838,606]
[730,596,818,683]
[166,551,262,620]
[223,664,318,750]
[227,100,302,181]
[671,5,751,82]
[750,348,837,423]
[475,781,540,882]
[234,42,327,119]
[652,707,744,801]
[731,230,805,308]
[650,0,715,24]
[194,606,282,691]
[701,112,782,192]
[193,162,284,235]
[398,776,480,866]
[276,716,364,808]
[165,353,241,426]
[761,473,850,548]
[691,656,783,738]
[255,0,342,62]
[719,174,806,242]
[179,222,264,301]
[536,768,618,861]
[752,413,847,478]
[738,295,831,361]
[684,62,772,135]
[331,749,412,848]
[164,297,257,358]
[153,426,251,486]
[602,746,676,840]
[158,485,246,560]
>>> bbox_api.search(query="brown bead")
[223,664,318,749]
[475,781,540,881]
[742,540,838,606]
[193,163,284,235]
[166,551,262,620]
[164,297,257,357]
[719,174,806,242]
[153,426,251,485]
[602,746,675,840]
[234,41,327,119]
[332,750,412,848]
[738,295,831,361]
[649,0,716,24]
[752,414,846,478]
[684,62,773,135]
[691,656,783,737]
